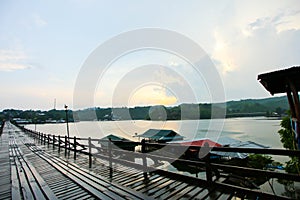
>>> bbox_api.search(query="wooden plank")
[119,173,147,186]
[34,153,116,199]
[141,177,173,195]
[13,142,44,200]
[55,187,82,197]
[156,181,186,199]
[10,163,20,200]
[127,174,162,189]
[168,185,198,199]
[154,180,181,199]
[13,151,35,200]
[112,171,143,182]
[22,154,58,200]
[36,149,149,200]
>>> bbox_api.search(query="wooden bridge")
[1,121,300,199]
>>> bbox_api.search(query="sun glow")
[129,85,177,106]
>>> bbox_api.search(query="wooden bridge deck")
[1,121,297,199]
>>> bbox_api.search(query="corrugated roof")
[213,137,269,159]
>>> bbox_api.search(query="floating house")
[169,137,269,160]
[135,129,184,143]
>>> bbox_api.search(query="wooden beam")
[286,90,296,118]
[288,80,300,149]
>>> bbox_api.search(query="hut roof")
[100,134,129,141]
[136,129,184,141]
[257,66,300,95]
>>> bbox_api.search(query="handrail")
[14,122,300,199]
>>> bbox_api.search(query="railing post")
[44,134,46,145]
[74,136,77,160]
[47,134,50,147]
[58,135,61,152]
[88,137,92,168]
[65,135,67,156]
[205,152,212,186]
[109,139,113,178]
[141,139,148,180]
[53,135,55,150]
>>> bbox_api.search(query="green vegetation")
[0,96,289,123]
[247,154,273,170]
[278,116,300,174]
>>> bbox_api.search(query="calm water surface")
[26,117,283,148]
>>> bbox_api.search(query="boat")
[98,134,138,151]
[168,137,269,160]
[168,138,222,160]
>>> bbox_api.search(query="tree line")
[0,96,288,123]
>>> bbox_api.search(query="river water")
[26,117,283,149]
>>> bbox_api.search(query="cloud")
[33,14,47,27]
[209,2,300,100]
[0,63,31,71]
[0,49,32,71]
[244,10,300,36]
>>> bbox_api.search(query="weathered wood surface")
[0,124,11,200]
[4,122,152,200]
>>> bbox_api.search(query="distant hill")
[1,96,290,122]
[226,96,288,117]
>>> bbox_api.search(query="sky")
[0,0,300,110]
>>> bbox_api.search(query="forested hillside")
[0,96,289,123]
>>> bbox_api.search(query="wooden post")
[109,139,113,178]
[288,81,300,149]
[74,136,77,160]
[58,135,61,152]
[47,134,50,147]
[141,139,148,179]
[53,135,55,150]
[65,136,67,156]
[88,137,92,168]
[287,90,296,118]
[205,152,212,186]
[44,134,46,145]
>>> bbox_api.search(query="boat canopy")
[135,129,184,142]
[99,134,130,142]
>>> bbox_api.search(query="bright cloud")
[0,49,31,71]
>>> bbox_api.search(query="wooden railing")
[0,120,4,135]
[15,123,300,199]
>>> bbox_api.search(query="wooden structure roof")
[257,66,300,95]
[258,66,300,149]
[136,129,184,142]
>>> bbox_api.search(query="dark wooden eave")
[257,66,300,95]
